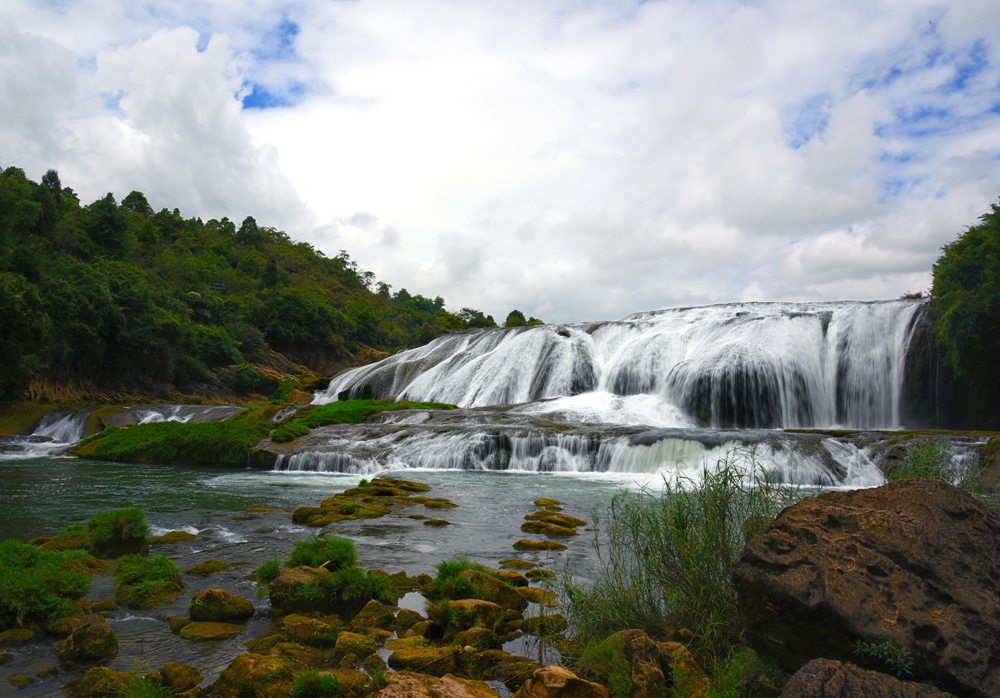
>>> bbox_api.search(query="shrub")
[256,555,281,585]
[291,669,345,698]
[87,507,150,556]
[425,556,489,601]
[0,540,90,629]
[852,633,914,677]
[271,420,310,443]
[269,378,295,405]
[114,554,185,607]
[573,635,633,698]
[888,439,986,496]
[564,447,799,662]
[330,566,393,605]
[286,536,357,570]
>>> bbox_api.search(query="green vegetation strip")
[271,400,455,443]
[75,420,271,466]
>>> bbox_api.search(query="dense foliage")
[74,419,272,465]
[930,199,1000,424]
[0,165,513,400]
[0,540,91,628]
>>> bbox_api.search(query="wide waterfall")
[317,299,926,430]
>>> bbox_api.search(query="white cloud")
[1,0,998,324]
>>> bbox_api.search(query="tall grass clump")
[888,438,986,496]
[565,447,799,662]
[114,554,185,608]
[286,536,357,570]
[0,540,90,628]
[425,556,489,600]
[87,507,150,557]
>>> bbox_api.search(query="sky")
[2,1,999,324]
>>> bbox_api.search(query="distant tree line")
[0,165,542,400]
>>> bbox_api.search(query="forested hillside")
[0,165,505,402]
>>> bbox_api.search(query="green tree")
[121,190,153,216]
[504,309,527,327]
[930,198,1000,424]
[83,193,130,258]
[235,215,262,247]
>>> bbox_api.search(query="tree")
[41,169,62,204]
[459,307,497,328]
[122,190,153,216]
[235,216,262,247]
[930,198,1000,423]
[504,309,527,327]
[83,193,129,257]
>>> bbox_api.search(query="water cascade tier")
[317,300,927,430]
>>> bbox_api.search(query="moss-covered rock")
[187,559,233,576]
[523,511,587,529]
[517,587,557,606]
[499,560,537,571]
[279,615,341,648]
[179,622,245,641]
[388,646,459,676]
[0,628,35,645]
[333,631,376,662]
[55,614,118,665]
[350,599,395,629]
[454,627,502,650]
[89,599,118,614]
[0,652,14,664]
[491,570,529,587]
[8,674,35,688]
[512,540,567,552]
[188,588,254,622]
[460,569,528,612]
[37,530,90,553]
[423,519,451,527]
[35,664,57,678]
[147,530,197,544]
[153,662,203,693]
[520,521,577,537]
[211,653,303,698]
[533,498,561,507]
[395,608,425,632]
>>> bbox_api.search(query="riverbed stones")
[778,659,957,698]
[351,599,395,629]
[732,478,1000,698]
[513,665,609,698]
[188,588,254,622]
[55,614,118,664]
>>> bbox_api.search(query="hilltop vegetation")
[930,198,1000,428]
[0,165,520,402]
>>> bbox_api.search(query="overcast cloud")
[2,0,998,323]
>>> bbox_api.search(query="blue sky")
[2,0,999,323]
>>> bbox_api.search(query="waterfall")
[317,299,926,430]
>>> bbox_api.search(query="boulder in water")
[513,666,608,698]
[188,588,254,622]
[732,479,1000,698]
[211,653,303,698]
[55,614,118,664]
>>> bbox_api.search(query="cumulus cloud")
[1,0,998,323]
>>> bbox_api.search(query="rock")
[90,599,118,614]
[280,614,341,647]
[396,608,425,631]
[169,617,192,634]
[268,566,332,615]
[351,599,395,628]
[389,646,458,676]
[55,614,118,664]
[8,674,34,688]
[157,662,203,693]
[454,627,502,650]
[430,674,503,698]
[533,499,562,507]
[524,512,587,529]
[513,540,567,552]
[0,628,35,645]
[525,569,555,583]
[188,588,254,622]
[491,570,529,587]
[429,599,505,634]
[187,560,233,576]
[179,622,245,641]
[423,519,451,527]
[148,530,197,544]
[499,560,537,571]
[387,636,433,650]
[732,479,1000,698]
[520,521,577,537]
[0,652,13,664]
[74,667,129,696]
[333,631,377,662]
[514,665,609,698]
[456,650,541,691]
[35,664,57,678]
[518,587,557,606]
[779,659,958,698]
[373,671,495,698]
[460,569,529,611]
[211,653,303,698]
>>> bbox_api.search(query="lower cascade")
[316,299,927,430]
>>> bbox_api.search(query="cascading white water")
[317,300,925,430]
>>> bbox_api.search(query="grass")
[564,447,799,664]
[271,399,455,443]
[74,419,271,466]
[87,507,149,556]
[425,556,490,601]
[0,540,91,629]
[113,554,185,607]
[887,438,986,496]
[290,669,346,698]
[286,536,357,570]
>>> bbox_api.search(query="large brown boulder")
[778,659,957,698]
[55,614,118,665]
[460,569,529,612]
[513,666,608,698]
[732,479,1000,698]
[211,653,303,698]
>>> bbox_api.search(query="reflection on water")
[0,457,618,696]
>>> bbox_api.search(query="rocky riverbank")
[2,471,996,698]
